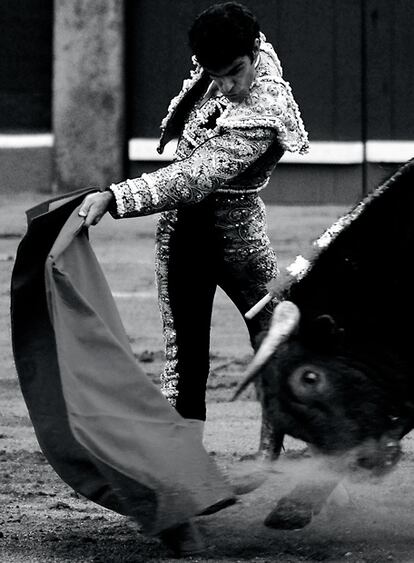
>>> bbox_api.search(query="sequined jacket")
[109,34,309,218]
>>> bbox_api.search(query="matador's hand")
[78,191,114,227]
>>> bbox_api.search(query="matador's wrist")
[100,185,116,213]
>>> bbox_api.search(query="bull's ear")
[309,314,344,351]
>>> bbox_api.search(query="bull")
[237,159,414,528]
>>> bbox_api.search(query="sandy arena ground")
[1,194,414,562]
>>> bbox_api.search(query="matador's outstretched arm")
[109,127,277,218]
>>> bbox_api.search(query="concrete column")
[53,1,125,191]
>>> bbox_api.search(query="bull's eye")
[289,365,327,399]
[302,371,319,384]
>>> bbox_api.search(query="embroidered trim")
[155,210,180,405]
[109,182,126,216]
[216,178,269,194]
[157,63,204,153]
[110,178,148,216]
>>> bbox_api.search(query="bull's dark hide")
[10,189,233,535]
[264,159,414,456]
[250,159,414,531]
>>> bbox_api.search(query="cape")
[10,189,233,535]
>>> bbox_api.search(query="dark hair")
[188,2,260,71]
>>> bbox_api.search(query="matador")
[80,2,309,459]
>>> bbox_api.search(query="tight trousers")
[155,192,283,454]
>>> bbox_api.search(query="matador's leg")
[220,265,284,460]
[155,200,217,421]
[215,194,284,460]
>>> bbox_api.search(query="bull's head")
[236,301,408,475]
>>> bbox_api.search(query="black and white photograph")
[1,1,414,561]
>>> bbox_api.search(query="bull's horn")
[232,301,300,400]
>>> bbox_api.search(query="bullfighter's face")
[204,39,260,104]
